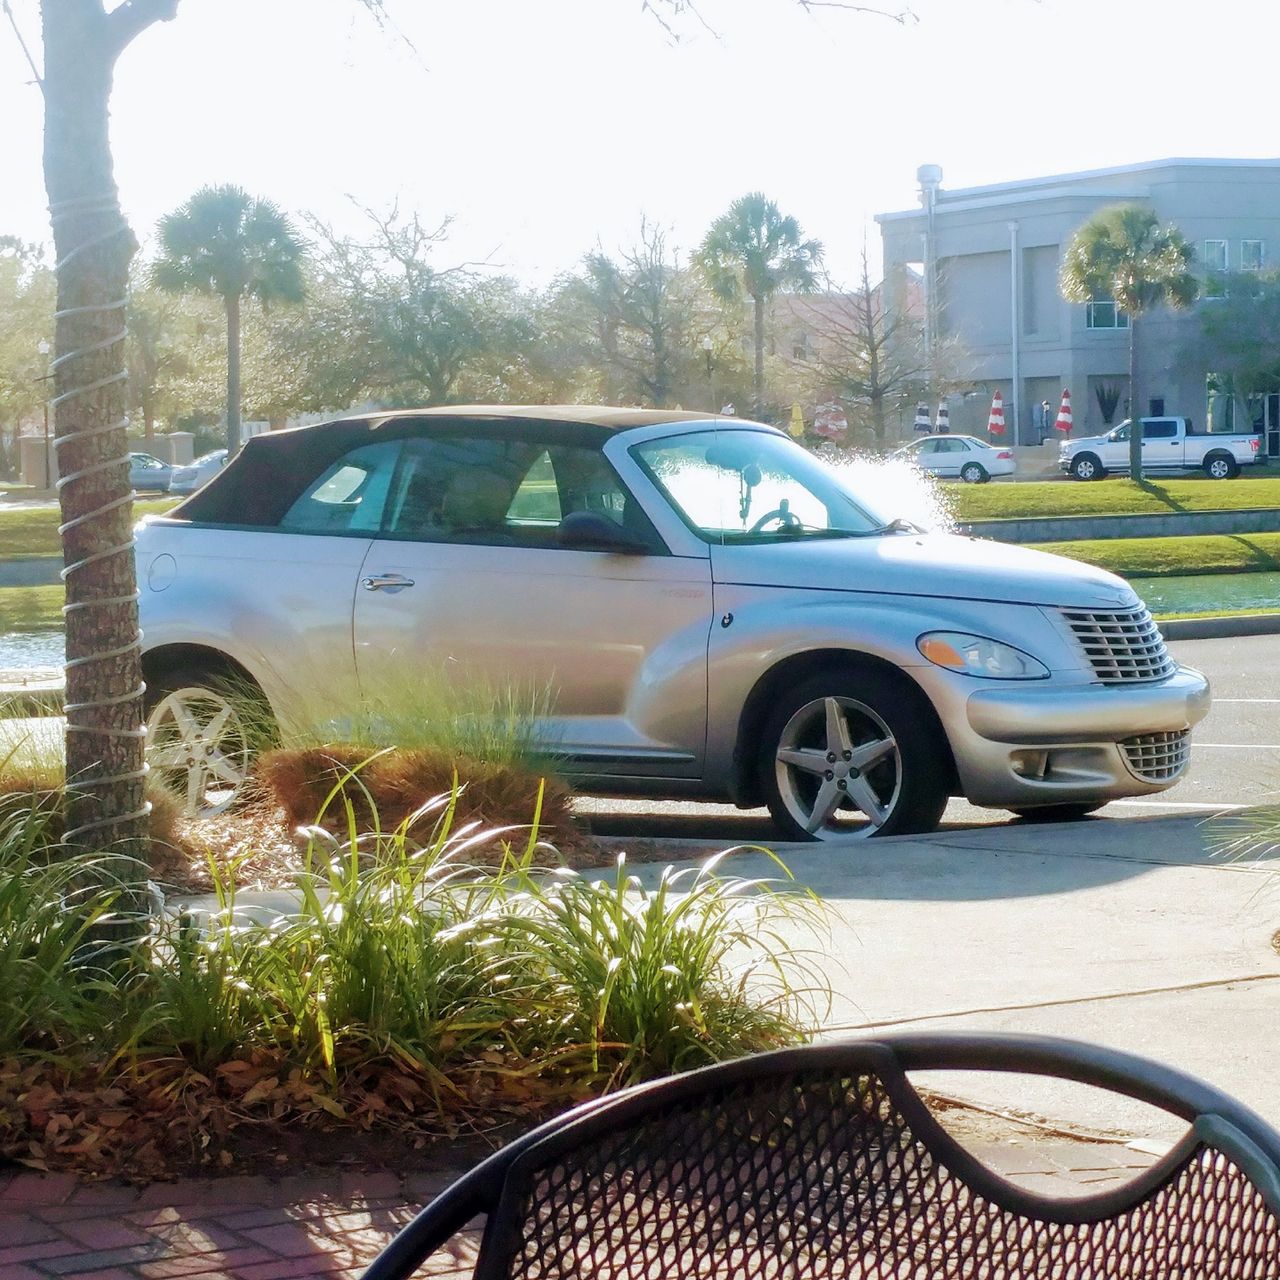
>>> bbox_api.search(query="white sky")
[2,0,1277,287]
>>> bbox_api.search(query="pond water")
[0,630,64,670]
[1131,571,1280,616]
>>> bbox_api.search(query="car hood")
[1064,434,1107,449]
[711,532,1140,610]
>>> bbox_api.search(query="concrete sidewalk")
[632,809,1280,1139]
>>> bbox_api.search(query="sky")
[2,0,1278,289]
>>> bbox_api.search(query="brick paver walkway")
[0,1167,479,1280]
[0,1138,1158,1279]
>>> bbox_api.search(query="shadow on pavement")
[581,804,1280,903]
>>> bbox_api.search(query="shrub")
[0,785,829,1178]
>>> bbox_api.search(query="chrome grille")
[1061,605,1175,683]
[1122,730,1191,782]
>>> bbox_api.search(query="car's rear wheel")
[1070,454,1102,481]
[1204,453,1239,480]
[759,668,950,841]
[144,667,265,817]
[1008,803,1103,822]
[960,462,988,484]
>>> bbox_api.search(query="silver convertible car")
[136,407,1210,839]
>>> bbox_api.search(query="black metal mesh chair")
[361,1033,1280,1279]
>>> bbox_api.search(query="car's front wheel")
[1070,454,1102,481]
[759,668,950,841]
[144,667,265,817]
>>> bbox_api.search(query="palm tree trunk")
[41,1,149,889]
[226,291,242,454]
[1128,313,1143,480]
[752,293,765,416]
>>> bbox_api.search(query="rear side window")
[1144,421,1177,439]
[379,434,662,551]
[278,442,401,535]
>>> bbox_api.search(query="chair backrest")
[361,1034,1280,1280]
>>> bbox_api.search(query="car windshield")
[632,428,890,542]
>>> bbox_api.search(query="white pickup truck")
[1060,417,1262,480]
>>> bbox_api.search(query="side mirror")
[558,510,651,555]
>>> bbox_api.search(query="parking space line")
[1192,743,1280,750]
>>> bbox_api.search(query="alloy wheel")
[146,686,252,817]
[773,695,902,839]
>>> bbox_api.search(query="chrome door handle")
[361,573,415,592]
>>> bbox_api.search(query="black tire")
[144,665,272,817]
[960,462,988,484]
[1008,803,1103,822]
[758,666,950,841]
[1204,453,1239,480]
[1070,454,1102,481]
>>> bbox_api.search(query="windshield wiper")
[866,517,923,536]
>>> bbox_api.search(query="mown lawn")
[0,498,176,558]
[0,585,64,633]
[1042,532,1280,577]
[951,473,1280,521]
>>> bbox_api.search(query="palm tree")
[1060,204,1198,479]
[153,186,306,453]
[696,194,823,416]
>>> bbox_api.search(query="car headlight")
[917,631,1049,680]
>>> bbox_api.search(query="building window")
[1242,240,1265,272]
[792,335,810,361]
[1085,299,1129,329]
[1204,240,1228,272]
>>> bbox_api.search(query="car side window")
[278,442,401,535]
[1145,421,1177,439]
[381,434,663,552]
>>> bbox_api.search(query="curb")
[1159,612,1280,640]
[0,555,61,587]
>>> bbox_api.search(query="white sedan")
[895,434,1016,483]
[168,449,228,496]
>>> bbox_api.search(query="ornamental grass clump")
[252,668,587,859]
[491,850,827,1089]
[0,777,829,1180]
[257,742,580,855]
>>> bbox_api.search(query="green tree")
[1060,204,1198,479]
[696,193,823,415]
[125,286,204,441]
[153,185,307,453]
[0,238,55,477]
[1193,271,1280,416]
[553,221,706,408]
[311,206,532,406]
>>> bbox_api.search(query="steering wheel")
[749,501,803,534]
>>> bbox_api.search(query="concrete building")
[876,159,1280,454]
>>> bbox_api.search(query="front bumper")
[919,663,1211,809]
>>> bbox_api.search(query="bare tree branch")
[105,0,180,57]
[797,1,916,20]
[2,0,43,89]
